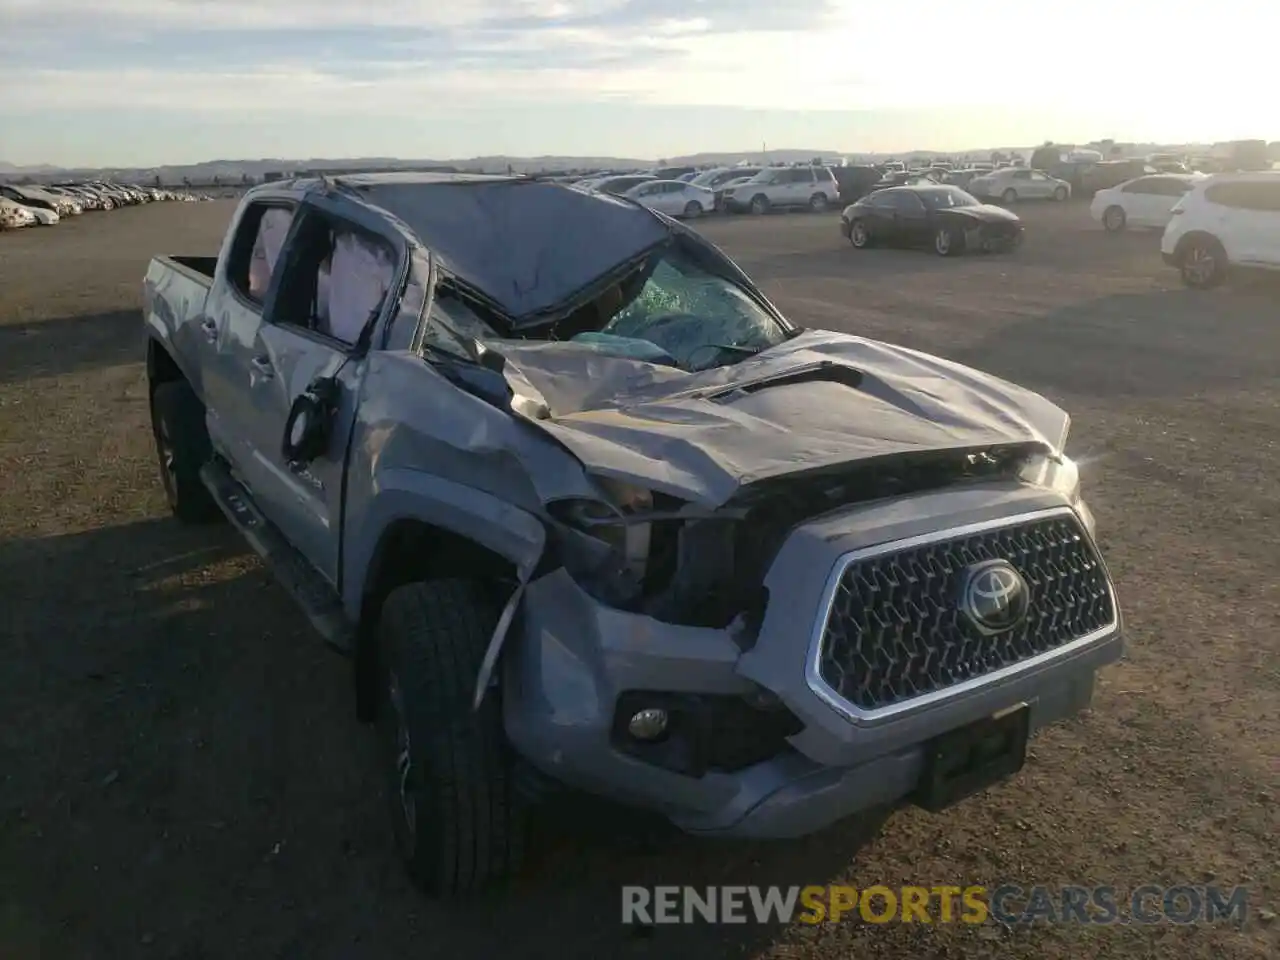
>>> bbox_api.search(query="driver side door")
[892,191,931,244]
[629,182,662,212]
[1027,171,1055,198]
[243,202,402,585]
[863,191,900,242]
[651,182,686,216]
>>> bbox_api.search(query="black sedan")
[840,185,1024,256]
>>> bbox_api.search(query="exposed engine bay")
[548,443,1043,634]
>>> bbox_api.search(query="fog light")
[627,708,669,741]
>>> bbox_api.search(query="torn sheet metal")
[495,328,1069,506]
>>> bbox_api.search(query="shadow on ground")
[0,518,885,959]
[0,310,141,385]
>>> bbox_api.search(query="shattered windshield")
[585,248,790,371]
[425,244,791,373]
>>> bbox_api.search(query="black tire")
[809,193,829,212]
[1103,206,1126,233]
[848,219,871,249]
[1001,188,1018,204]
[1053,186,1069,201]
[1177,235,1227,289]
[377,579,526,897]
[750,194,770,215]
[933,225,963,257]
[150,380,220,524]
[682,200,703,218]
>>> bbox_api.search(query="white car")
[721,166,842,214]
[1160,172,1280,288]
[968,168,1072,204]
[1091,174,1202,232]
[20,204,60,225]
[622,179,717,218]
[0,196,37,229]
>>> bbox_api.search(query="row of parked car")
[833,164,1280,290]
[567,163,892,219]
[1089,170,1280,288]
[563,158,1088,222]
[0,180,210,230]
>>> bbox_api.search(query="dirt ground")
[1,200,1276,960]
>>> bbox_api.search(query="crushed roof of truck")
[332,172,673,324]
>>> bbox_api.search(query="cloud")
[0,0,859,113]
[0,0,1269,124]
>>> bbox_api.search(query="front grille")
[815,511,1114,715]
[983,222,1021,240]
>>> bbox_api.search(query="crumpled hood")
[498,328,1069,506]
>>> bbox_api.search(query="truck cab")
[143,174,1123,900]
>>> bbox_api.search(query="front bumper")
[502,482,1123,838]
[969,222,1023,252]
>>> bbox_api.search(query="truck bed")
[160,255,218,282]
[143,255,218,391]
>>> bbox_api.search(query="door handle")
[250,355,274,379]
[200,318,217,342]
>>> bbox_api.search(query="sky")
[0,0,1271,167]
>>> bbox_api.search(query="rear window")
[227,203,297,303]
[1204,181,1280,212]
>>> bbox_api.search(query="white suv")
[721,166,840,214]
[1161,172,1280,288]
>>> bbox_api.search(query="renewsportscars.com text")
[621,884,1251,926]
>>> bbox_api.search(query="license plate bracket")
[915,704,1030,812]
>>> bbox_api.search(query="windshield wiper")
[687,341,772,372]
[708,343,762,357]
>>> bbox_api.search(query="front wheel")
[682,200,703,219]
[1178,236,1227,289]
[1001,188,1018,205]
[750,194,770,215]
[1054,186,1069,201]
[377,579,526,897]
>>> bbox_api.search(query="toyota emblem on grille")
[960,559,1030,634]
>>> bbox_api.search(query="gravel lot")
[1,200,1276,960]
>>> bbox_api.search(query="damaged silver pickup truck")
[143,172,1123,896]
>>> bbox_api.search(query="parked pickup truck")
[143,173,1124,896]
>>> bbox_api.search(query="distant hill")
[0,150,857,184]
[4,139,1272,185]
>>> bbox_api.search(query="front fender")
[340,467,546,621]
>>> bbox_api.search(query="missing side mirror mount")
[282,376,340,464]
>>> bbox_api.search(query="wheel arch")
[352,508,543,721]
[1174,229,1225,260]
[146,336,185,393]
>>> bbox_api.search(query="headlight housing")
[546,477,657,606]
[1020,452,1080,500]
[1020,452,1095,537]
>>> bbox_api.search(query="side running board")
[200,458,355,653]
